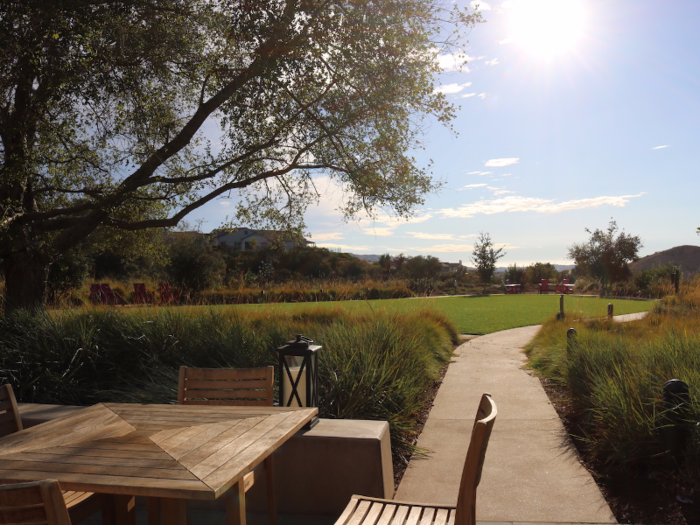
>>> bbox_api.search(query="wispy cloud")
[416,244,476,253]
[407,232,459,240]
[316,243,372,251]
[439,193,646,219]
[219,201,230,207]
[434,82,473,95]
[311,232,344,241]
[485,58,499,66]
[487,186,516,195]
[356,212,434,237]
[360,227,395,237]
[498,37,514,45]
[652,145,669,149]
[461,93,477,98]
[463,183,488,189]
[478,93,487,99]
[485,158,519,167]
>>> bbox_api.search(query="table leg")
[148,497,160,525]
[113,494,136,525]
[161,497,189,525]
[225,480,246,525]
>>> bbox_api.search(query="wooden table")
[0,403,318,524]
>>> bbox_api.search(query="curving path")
[395,325,619,524]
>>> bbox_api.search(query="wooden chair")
[0,385,112,525]
[177,366,277,524]
[334,393,497,525]
[0,479,72,525]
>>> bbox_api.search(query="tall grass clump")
[526,278,700,490]
[0,305,457,454]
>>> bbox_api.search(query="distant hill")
[629,245,700,278]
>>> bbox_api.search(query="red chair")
[158,283,181,304]
[89,284,104,304]
[133,283,152,304]
[539,279,549,294]
[100,283,126,305]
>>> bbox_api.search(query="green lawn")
[188,294,655,334]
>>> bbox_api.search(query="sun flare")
[506,0,585,58]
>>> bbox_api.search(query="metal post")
[560,294,564,316]
[566,328,577,356]
[607,303,613,319]
[662,379,690,468]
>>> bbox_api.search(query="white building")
[209,228,314,251]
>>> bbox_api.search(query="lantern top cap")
[276,334,321,355]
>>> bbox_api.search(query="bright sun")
[506,0,586,58]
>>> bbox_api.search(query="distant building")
[441,260,466,273]
[209,228,314,251]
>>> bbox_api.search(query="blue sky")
[194,0,700,266]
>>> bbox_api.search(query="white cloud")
[485,158,519,167]
[498,37,515,45]
[478,93,487,99]
[438,193,646,219]
[470,1,492,10]
[435,49,478,72]
[434,82,473,95]
[485,58,499,66]
[652,145,669,149]
[407,232,458,240]
[461,93,477,98]
[219,201,230,207]
[463,183,488,189]
[311,232,344,241]
[467,171,493,176]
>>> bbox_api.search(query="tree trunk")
[4,250,51,312]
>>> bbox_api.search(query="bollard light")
[277,334,320,428]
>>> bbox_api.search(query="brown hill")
[628,245,700,278]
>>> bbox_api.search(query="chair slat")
[182,378,270,390]
[392,505,410,524]
[375,503,397,525]
[433,508,450,525]
[418,507,435,525]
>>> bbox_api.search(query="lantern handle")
[288,334,313,348]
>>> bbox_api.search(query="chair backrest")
[178,366,274,406]
[0,479,72,525]
[0,383,23,438]
[454,393,497,525]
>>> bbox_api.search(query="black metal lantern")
[277,335,321,428]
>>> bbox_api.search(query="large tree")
[567,220,642,286]
[0,0,480,310]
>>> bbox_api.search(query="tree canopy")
[567,220,642,285]
[0,0,481,310]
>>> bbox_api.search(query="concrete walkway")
[395,325,618,524]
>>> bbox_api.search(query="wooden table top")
[0,403,317,500]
